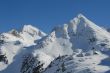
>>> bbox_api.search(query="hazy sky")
[0,0,110,33]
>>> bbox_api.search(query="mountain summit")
[0,25,46,46]
[54,14,110,51]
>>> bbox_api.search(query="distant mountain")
[0,25,46,46]
[0,14,110,73]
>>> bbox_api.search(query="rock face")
[0,14,110,73]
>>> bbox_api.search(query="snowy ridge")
[0,25,46,46]
[22,25,46,38]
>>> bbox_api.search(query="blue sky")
[0,0,110,33]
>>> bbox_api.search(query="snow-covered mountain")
[54,14,110,51]
[0,25,46,46]
[0,25,46,73]
[0,14,110,73]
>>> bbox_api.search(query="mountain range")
[0,14,110,73]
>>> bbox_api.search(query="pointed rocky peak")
[69,14,89,25]
[0,29,21,42]
[43,31,56,43]
[22,25,46,37]
[77,13,87,19]
[49,31,56,39]
[23,25,38,32]
[35,31,57,49]
[67,14,110,51]
[68,13,106,34]
[52,14,90,39]
[9,29,20,37]
[52,24,69,39]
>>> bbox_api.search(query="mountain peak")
[22,24,46,37]
[73,13,88,23]
[23,25,40,33]
[9,29,20,37]
[77,13,85,18]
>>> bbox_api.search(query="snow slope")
[0,25,46,73]
[44,54,109,73]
